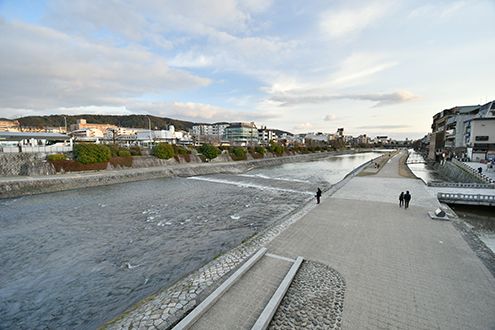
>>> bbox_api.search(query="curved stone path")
[268,260,345,330]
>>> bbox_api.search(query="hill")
[15,115,194,131]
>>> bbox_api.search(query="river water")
[0,152,381,329]
[406,149,446,184]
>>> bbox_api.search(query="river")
[0,152,380,329]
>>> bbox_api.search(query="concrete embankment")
[0,151,366,199]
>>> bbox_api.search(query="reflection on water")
[407,149,446,184]
[449,204,495,253]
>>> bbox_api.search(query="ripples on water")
[0,152,380,329]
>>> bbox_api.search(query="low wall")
[0,153,56,176]
[0,151,364,199]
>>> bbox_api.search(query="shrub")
[47,153,66,161]
[197,144,220,160]
[268,142,285,156]
[50,160,108,172]
[152,143,175,159]
[117,149,131,157]
[230,147,247,161]
[129,145,142,156]
[255,146,266,155]
[73,144,112,164]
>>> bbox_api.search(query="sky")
[0,0,494,139]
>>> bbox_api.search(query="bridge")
[437,192,495,206]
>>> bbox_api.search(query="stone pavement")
[265,150,495,329]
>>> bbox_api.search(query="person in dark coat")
[316,188,322,204]
[404,191,411,209]
[399,192,404,208]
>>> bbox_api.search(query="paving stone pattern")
[269,261,345,330]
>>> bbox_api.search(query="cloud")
[293,122,313,131]
[126,101,278,123]
[320,1,393,39]
[270,90,418,107]
[356,124,411,129]
[324,114,336,121]
[0,19,210,111]
[330,52,398,86]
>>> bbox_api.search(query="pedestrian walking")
[315,188,322,204]
[399,192,404,208]
[404,191,411,209]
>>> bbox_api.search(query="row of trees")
[49,142,340,165]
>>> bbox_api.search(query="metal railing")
[428,182,495,189]
[437,192,495,205]
[0,146,73,153]
[451,158,495,184]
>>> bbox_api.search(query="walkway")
[110,151,495,329]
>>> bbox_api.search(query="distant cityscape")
[0,117,411,154]
[0,99,494,161]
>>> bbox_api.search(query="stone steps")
[172,248,303,330]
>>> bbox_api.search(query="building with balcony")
[191,123,229,145]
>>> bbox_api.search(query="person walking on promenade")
[399,192,404,208]
[404,191,411,209]
[316,188,322,204]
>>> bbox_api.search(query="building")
[136,125,192,146]
[191,123,229,145]
[464,100,495,161]
[224,122,258,146]
[428,105,480,160]
[69,119,117,132]
[0,120,20,132]
[258,126,278,145]
[70,128,105,142]
[304,132,330,146]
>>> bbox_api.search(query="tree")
[152,143,175,159]
[197,144,221,160]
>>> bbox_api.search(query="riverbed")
[0,152,380,329]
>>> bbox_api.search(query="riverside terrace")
[107,150,495,330]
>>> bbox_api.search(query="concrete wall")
[0,153,56,176]
[434,161,485,184]
[0,151,366,199]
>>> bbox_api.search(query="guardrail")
[428,182,495,189]
[437,192,495,206]
[451,159,495,184]
[0,146,72,153]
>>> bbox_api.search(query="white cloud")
[320,1,394,39]
[324,114,337,121]
[0,20,210,111]
[293,122,313,131]
[270,90,418,107]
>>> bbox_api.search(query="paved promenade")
[109,151,495,329]
[265,151,495,329]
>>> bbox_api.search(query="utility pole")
[147,116,152,148]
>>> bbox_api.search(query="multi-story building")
[464,100,495,161]
[258,126,278,145]
[224,122,258,146]
[136,125,192,145]
[191,122,229,145]
[428,105,480,160]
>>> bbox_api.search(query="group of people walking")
[399,191,411,209]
